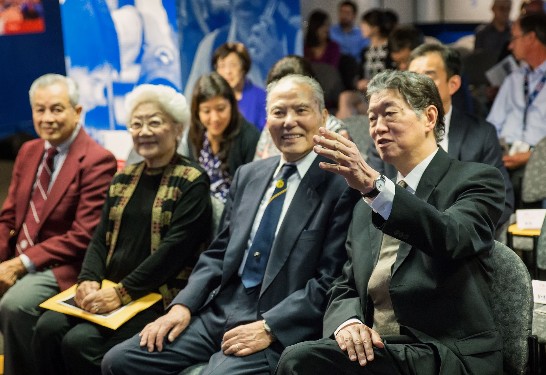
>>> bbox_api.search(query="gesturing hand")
[336,323,384,366]
[313,127,379,194]
[139,304,191,352]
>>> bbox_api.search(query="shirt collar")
[275,150,317,179]
[396,148,439,193]
[45,123,81,153]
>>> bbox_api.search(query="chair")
[489,241,539,374]
[537,216,546,271]
[522,136,546,204]
[179,363,207,375]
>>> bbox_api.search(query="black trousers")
[275,338,439,375]
[31,306,162,375]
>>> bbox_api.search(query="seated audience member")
[188,72,260,203]
[487,12,546,208]
[368,44,514,230]
[101,74,360,375]
[276,70,505,375]
[0,74,117,375]
[329,0,369,64]
[31,84,212,375]
[336,9,398,119]
[304,9,341,68]
[388,25,424,71]
[475,0,513,61]
[356,8,396,91]
[213,42,267,131]
[254,55,348,160]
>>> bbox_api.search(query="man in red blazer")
[0,74,117,375]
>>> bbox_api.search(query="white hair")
[124,84,190,126]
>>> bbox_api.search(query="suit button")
[9,229,15,237]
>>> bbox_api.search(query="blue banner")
[60,0,181,133]
[179,0,302,97]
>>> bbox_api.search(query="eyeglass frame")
[127,115,171,132]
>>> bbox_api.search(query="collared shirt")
[369,148,438,220]
[439,106,452,153]
[238,151,317,275]
[329,24,369,63]
[20,124,82,272]
[487,59,546,145]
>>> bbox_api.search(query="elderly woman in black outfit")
[31,84,212,375]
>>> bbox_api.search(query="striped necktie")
[17,147,58,253]
[241,164,297,288]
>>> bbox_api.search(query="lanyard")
[523,68,546,131]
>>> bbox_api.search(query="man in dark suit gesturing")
[0,74,117,375]
[276,70,505,374]
[367,44,514,230]
[102,74,359,375]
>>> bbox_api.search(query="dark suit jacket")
[0,128,117,291]
[324,149,505,375]
[171,154,359,366]
[367,108,514,227]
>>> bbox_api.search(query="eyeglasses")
[510,32,528,42]
[128,118,168,132]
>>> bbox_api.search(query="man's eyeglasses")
[510,32,528,42]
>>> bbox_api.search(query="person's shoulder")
[77,128,116,160]
[171,154,209,182]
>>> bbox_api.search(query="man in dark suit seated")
[276,70,505,375]
[0,73,117,375]
[367,43,514,230]
[101,74,359,375]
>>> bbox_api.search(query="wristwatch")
[362,174,386,199]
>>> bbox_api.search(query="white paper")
[485,55,518,87]
[516,209,546,230]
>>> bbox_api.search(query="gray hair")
[366,70,445,142]
[125,84,190,127]
[266,74,325,112]
[29,74,79,107]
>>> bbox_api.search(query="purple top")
[238,80,267,131]
[304,40,341,68]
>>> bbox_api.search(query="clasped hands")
[75,280,121,314]
[313,127,379,194]
[138,304,274,355]
[336,322,384,367]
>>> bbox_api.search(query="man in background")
[329,1,368,64]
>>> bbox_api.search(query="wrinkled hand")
[313,127,379,194]
[139,304,191,352]
[0,258,26,296]
[221,320,274,357]
[74,280,100,307]
[80,287,121,314]
[503,151,531,170]
[336,323,384,366]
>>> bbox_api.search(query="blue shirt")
[487,60,546,145]
[329,24,368,63]
[239,79,267,131]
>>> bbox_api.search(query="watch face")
[375,176,386,191]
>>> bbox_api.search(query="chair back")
[536,216,546,270]
[522,136,546,203]
[489,240,533,374]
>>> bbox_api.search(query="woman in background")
[213,42,267,131]
[31,84,212,375]
[303,9,341,68]
[189,72,259,203]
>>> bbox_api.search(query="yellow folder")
[40,280,161,330]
